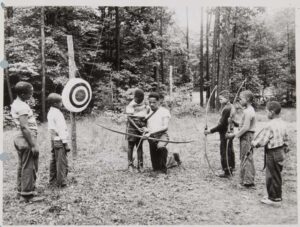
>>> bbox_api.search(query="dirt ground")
[2,108,297,225]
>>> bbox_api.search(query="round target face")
[62,78,92,112]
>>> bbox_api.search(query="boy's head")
[47,93,62,108]
[266,101,281,119]
[218,90,230,104]
[239,90,254,107]
[134,88,144,104]
[15,81,33,101]
[148,92,160,111]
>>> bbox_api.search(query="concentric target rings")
[62,78,92,112]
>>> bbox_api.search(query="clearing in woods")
[3,108,297,225]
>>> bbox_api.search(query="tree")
[41,7,46,122]
[211,7,220,109]
[199,7,204,107]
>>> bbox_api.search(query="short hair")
[219,90,230,100]
[15,81,33,96]
[266,101,281,114]
[240,90,254,103]
[148,92,160,101]
[47,93,62,106]
[134,88,144,99]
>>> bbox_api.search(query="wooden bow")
[96,123,195,144]
[204,85,218,176]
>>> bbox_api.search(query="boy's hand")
[204,129,211,135]
[32,144,39,158]
[64,143,71,152]
[250,141,256,148]
[142,127,149,133]
[142,132,151,140]
[226,133,235,139]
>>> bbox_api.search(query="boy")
[47,93,70,187]
[204,90,235,178]
[11,81,40,202]
[251,101,288,206]
[143,92,181,174]
[226,90,256,187]
[125,89,150,172]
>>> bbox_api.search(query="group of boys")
[205,89,289,206]
[11,81,289,207]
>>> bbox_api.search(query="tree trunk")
[41,7,46,122]
[199,7,204,107]
[211,7,220,109]
[115,7,120,71]
[206,7,211,102]
[5,7,13,104]
[160,7,164,84]
[218,7,232,109]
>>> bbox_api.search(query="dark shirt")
[210,102,232,134]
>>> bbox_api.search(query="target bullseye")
[62,78,92,112]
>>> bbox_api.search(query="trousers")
[49,140,68,186]
[14,134,38,196]
[220,133,235,173]
[265,146,284,201]
[148,132,169,172]
[240,132,255,185]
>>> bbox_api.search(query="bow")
[225,79,247,177]
[204,85,218,176]
[96,123,194,144]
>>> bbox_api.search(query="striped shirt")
[252,118,288,149]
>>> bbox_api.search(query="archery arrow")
[96,123,194,144]
[204,85,218,176]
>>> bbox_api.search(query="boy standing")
[11,81,40,202]
[125,89,150,172]
[204,90,235,178]
[47,93,70,187]
[227,90,256,187]
[251,101,288,206]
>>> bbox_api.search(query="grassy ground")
[3,108,297,225]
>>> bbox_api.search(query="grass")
[3,108,297,225]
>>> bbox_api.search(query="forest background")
[3,6,296,124]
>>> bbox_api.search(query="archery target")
[62,78,92,112]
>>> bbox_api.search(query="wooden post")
[67,35,77,157]
[169,66,173,97]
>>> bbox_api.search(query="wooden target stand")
[66,36,92,165]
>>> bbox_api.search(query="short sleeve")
[11,101,30,117]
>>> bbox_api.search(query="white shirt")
[147,107,171,133]
[47,107,69,143]
[11,97,38,133]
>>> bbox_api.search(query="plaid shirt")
[252,118,288,149]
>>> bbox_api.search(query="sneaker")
[260,198,282,207]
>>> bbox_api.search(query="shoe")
[138,167,144,173]
[173,153,182,165]
[260,198,282,207]
[128,165,134,173]
[218,173,230,178]
[244,183,255,188]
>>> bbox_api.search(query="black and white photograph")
[1,1,297,225]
